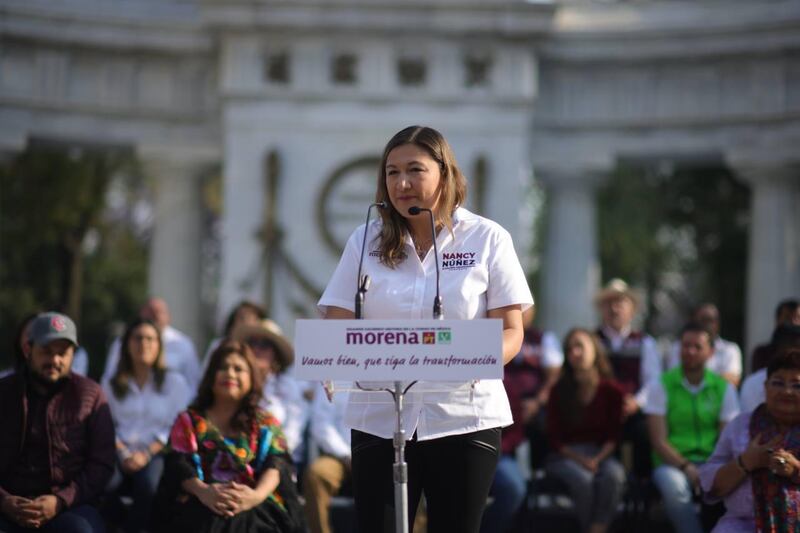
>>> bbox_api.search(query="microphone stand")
[350,201,412,532]
[408,206,443,319]
[352,203,452,533]
[354,202,384,319]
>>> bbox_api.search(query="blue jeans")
[0,504,105,533]
[652,464,703,533]
[106,455,164,533]
[480,455,527,533]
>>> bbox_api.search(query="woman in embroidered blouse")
[104,318,191,533]
[699,348,800,533]
[152,341,305,533]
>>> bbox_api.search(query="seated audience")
[740,324,800,413]
[0,312,115,533]
[751,299,800,372]
[481,307,563,533]
[595,279,661,477]
[103,318,192,533]
[232,319,308,464]
[699,348,800,532]
[666,304,742,386]
[202,300,267,368]
[303,385,351,533]
[152,341,305,533]
[546,328,626,533]
[645,323,739,533]
[103,297,200,390]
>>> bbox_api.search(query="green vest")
[656,367,727,465]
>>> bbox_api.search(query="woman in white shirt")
[103,318,191,533]
[320,125,533,532]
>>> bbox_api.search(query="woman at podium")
[319,125,534,532]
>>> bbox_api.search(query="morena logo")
[346,330,448,345]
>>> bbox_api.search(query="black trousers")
[351,427,501,533]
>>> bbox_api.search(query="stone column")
[733,163,800,359]
[538,170,603,338]
[144,155,207,348]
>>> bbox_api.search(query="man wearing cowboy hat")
[0,312,115,532]
[232,319,309,463]
[595,279,662,476]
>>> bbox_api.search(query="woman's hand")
[769,449,800,478]
[520,398,541,424]
[226,481,268,513]
[121,451,150,474]
[621,395,639,420]
[196,483,239,517]
[741,433,783,472]
[569,454,598,474]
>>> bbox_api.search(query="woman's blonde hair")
[374,125,467,268]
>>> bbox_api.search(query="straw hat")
[231,319,294,371]
[595,278,640,307]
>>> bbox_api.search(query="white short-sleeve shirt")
[318,207,534,441]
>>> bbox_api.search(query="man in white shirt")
[667,303,742,386]
[644,323,739,533]
[303,386,351,533]
[594,278,661,476]
[101,297,200,390]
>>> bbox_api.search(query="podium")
[295,318,503,533]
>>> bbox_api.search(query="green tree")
[597,163,749,343]
[0,144,148,376]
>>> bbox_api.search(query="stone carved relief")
[316,156,381,256]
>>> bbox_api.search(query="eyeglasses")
[766,379,800,393]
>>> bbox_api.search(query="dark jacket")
[0,371,115,508]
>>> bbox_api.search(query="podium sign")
[294,319,503,381]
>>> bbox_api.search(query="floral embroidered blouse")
[167,408,291,510]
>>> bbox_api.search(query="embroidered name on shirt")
[442,251,477,270]
[369,250,381,257]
